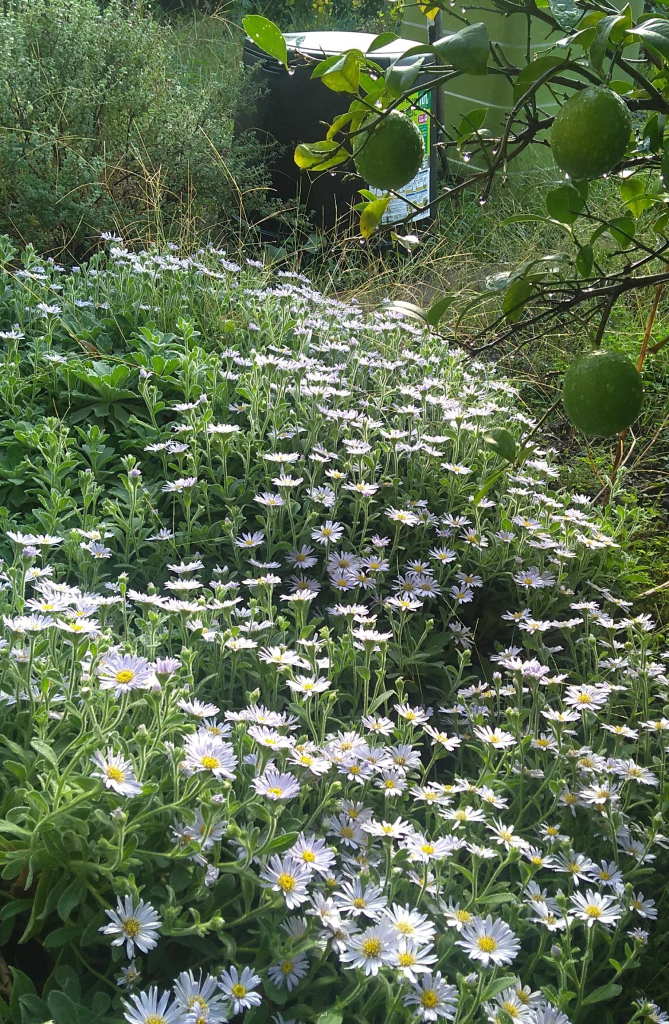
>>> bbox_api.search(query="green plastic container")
[402,3,642,178]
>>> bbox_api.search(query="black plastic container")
[238,31,436,232]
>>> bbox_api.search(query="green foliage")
[0,0,270,256]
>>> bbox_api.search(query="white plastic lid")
[283,31,421,59]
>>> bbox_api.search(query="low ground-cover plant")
[0,237,666,1024]
[0,0,268,257]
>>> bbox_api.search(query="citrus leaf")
[456,107,488,138]
[367,32,399,52]
[321,52,361,93]
[391,232,421,251]
[590,15,624,72]
[382,299,426,321]
[576,243,594,277]
[294,141,348,171]
[628,18,669,61]
[360,197,390,238]
[482,428,517,461]
[386,58,425,99]
[503,278,533,322]
[609,214,636,244]
[548,0,582,30]
[620,176,655,218]
[546,183,585,224]
[242,16,288,69]
[426,296,455,326]
[512,55,569,102]
[433,22,489,76]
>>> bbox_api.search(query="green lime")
[661,142,669,190]
[354,111,424,192]
[550,86,632,180]
[562,350,643,436]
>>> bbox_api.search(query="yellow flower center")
[398,952,416,967]
[477,936,498,953]
[421,844,435,855]
[600,870,611,880]
[268,787,283,797]
[421,991,439,1009]
[232,984,247,998]
[145,1016,167,1024]
[277,873,295,892]
[302,850,316,863]
[122,917,141,938]
[341,826,354,839]
[352,898,366,909]
[585,905,602,918]
[106,766,125,783]
[454,810,467,820]
[115,669,135,684]
[385,780,396,789]
[361,938,382,958]
[200,756,220,770]
[281,960,294,974]
[577,693,591,704]
[456,909,472,923]
[502,1004,520,1019]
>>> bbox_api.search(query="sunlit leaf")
[242,16,287,69]
[360,197,390,238]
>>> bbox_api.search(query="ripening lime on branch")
[550,86,632,180]
[562,350,643,437]
[353,111,424,192]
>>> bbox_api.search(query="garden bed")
[0,239,666,1024]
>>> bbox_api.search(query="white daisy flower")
[456,915,520,966]
[339,919,397,975]
[122,986,180,1024]
[91,748,142,797]
[100,896,162,958]
[259,855,311,909]
[267,952,309,991]
[403,972,458,1020]
[570,889,622,928]
[218,966,262,1014]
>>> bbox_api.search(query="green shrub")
[0,0,270,256]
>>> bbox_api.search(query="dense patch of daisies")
[0,237,666,1024]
